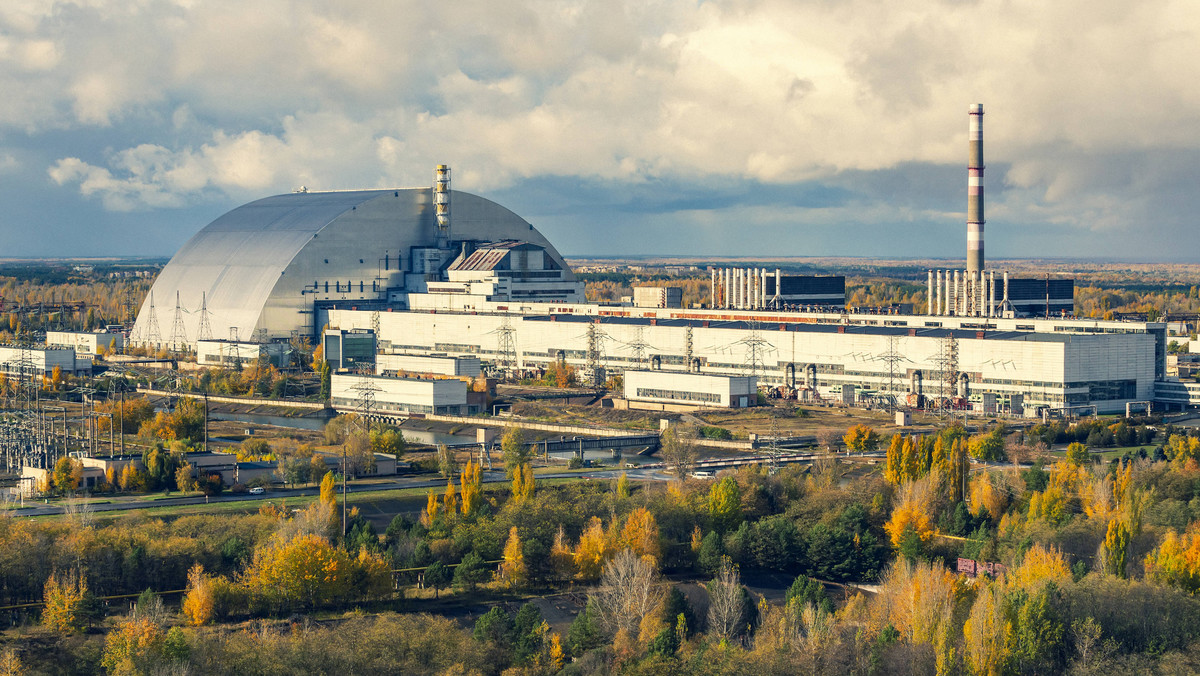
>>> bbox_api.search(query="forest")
[4,418,1200,675]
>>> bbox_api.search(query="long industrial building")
[131,159,1174,416]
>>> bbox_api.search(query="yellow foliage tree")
[181,564,215,626]
[968,473,1008,521]
[844,424,881,454]
[240,533,391,610]
[1007,543,1071,593]
[574,516,611,580]
[443,477,458,515]
[619,507,662,565]
[424,491,439,526]
[499,527,528,588]
[902,436,920,483]
[884,479,936,547]
[1144,528,1200,594]
[101,616,164,675]
[963,581,1012,676]
[884,434,903,485]
[459,458,481,516]
[42,569,92,633]
[512,462,535,502]
[550,525,576,581]
[319,470,337,508]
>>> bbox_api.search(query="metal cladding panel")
[134,188,573,345]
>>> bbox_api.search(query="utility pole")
[341,443,348,538]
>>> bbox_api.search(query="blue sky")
[2,0,1199,261]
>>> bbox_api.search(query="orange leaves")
[884,479,936,548]
[1144,528,1200,594]
[968,473,1008,521]
[182,564,215,626]
[240,534,390,610]
[618,507,662,567]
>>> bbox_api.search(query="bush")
[699,426,733,441]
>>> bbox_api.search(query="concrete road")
[12,466,674,518]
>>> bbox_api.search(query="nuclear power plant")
[129,105,1187,415]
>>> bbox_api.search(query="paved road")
[12,467,673,518]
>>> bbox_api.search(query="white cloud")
[13,0,1200,254]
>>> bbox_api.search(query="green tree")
[1066,442,1091,466]
[52,456,83,494]
[319,360,331,402]
[453,552,491,591]
[501,426,529,478]
[1101,519,1130,578]
[709,476,743,534]
[424,561,450,599]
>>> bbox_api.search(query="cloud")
[5,0,1200,258]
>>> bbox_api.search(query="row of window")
[634,388,722,403]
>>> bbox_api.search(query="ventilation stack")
[967,104,985,274]
[434,164,452,248]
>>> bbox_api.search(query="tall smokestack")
[434,164,452,248]
[967,104,985,274]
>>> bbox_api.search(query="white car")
[249,486,266,495]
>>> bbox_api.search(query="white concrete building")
[376,354,481,377]
[633,286,683,309]
[325,301,1165,415]
[624,370,757,408]
[45,330,124,356]
[0,344,87,376]
[330,372,470,417]
[196,340,290,367]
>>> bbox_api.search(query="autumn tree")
[884,476,937,548]
[42,569,95,633]
[708,476,742,534]
[442,477,458,515]
[459,458,481,516]
[843,424,881,454]
[182,564,215,626]
[660,425,697,482]
[1144,529,1200,594]
[512,462,535,502]
[101,616,167,675]
[963,580,1012,676]
[592,549,665,640]
[51,456,83,494]
[499,527,528,588]
[575,517,612,580]
[619,507,662,565]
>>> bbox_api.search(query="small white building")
[331,372,471,416]
[196,340,290,367]
[0,344,87,376]
[46,330,124,357]
[633,286,683,309]
[376,353,481,377]
[623,370,758,409]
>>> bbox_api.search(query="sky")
[1,0,1199,261]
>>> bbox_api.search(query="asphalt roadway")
[13,467,673,518]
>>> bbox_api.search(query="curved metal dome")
[131,188,570,347]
